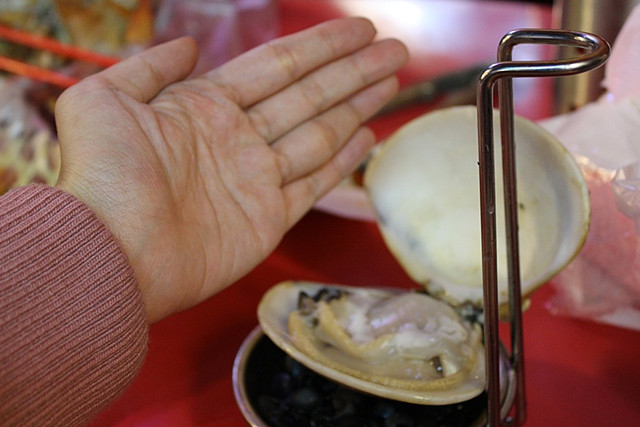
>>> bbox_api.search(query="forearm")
[0,184,148,426]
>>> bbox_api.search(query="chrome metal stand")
[477,29,610,426]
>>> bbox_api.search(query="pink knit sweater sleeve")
[0,184,148,426]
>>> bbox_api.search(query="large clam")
[256,106,589,406]
[365,106,589,308]
[258,281,500,406]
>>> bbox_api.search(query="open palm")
[54,18,408,322]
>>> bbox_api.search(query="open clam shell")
[364,106,590,308]
[253,106,588,410]
[258,281,509,405]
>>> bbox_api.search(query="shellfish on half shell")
[258,281,509,405]
[257,106,589,405]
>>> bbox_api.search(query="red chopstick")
[0,24,120,87]
[0,55,79,87]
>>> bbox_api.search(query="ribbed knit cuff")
[0,184,148,426]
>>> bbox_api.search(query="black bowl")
[233,326,515,426]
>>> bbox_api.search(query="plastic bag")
[540,5,640,330]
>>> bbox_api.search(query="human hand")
[54,17,408,323]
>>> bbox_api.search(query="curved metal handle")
[476,30,610,426]
[485,29,610,82]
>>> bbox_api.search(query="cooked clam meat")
[260,281,495,404]
[287,286,482,391]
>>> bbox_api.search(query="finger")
[204,17,377,107]
[90,37,199,103]
[273,75,399,184]
[283,126,376,226]
[248,38,408,142]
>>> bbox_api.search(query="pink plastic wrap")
[541,5,640,330]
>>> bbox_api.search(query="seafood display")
[0,0,154,63]
[0,1,155,195]
[0,79,59,195]
[256,106,589,408]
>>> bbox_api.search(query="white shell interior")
[364,106,590,307]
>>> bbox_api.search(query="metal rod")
[477,29,609,426]
[496,46,525,427]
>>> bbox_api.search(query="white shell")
[258,281,509,405]
[364,106,590,307]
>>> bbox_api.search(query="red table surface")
[90,1,640,426]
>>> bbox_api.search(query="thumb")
[86,36,199,103]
